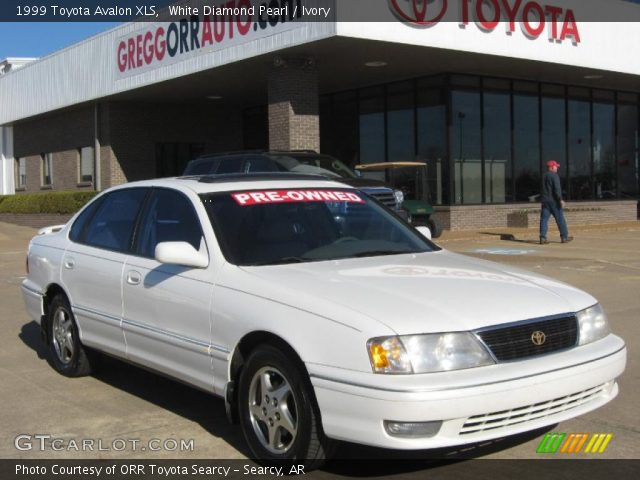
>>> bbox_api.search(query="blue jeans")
[540,202,569,239]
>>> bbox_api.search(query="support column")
[268,57,319,152]
[0,125,15,195]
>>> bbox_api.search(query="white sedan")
[21,174,626,467]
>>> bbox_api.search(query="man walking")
[540,160,573,244]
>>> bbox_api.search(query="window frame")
[15,157,26,189]
[132,187,208,260]
[70,187,150,254]
[78,146,95,185]
[41,153,53,187]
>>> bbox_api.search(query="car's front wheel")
[238,345,331,468]
[47,294,93,377]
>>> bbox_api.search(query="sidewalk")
[437,220,640,243]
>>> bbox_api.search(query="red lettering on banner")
[476,0,500,31]
[460,0,470,25]
[136,34,143,67]
[201,15,214,46]
[143,31,154,65]
[439,0,580,43]
[522,1,545,38]
[560,9,580,43]
[231,190,365,206]
[117,41,127,72]
[127,37,135,70]
[155,27,166,61]
[500,0,521,33]
[545,5,562,39]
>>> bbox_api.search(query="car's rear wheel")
[48,294,93,377]
[238,345,331,468]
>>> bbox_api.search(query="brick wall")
[12,101,243,191]
[268,60,319,151]
[13,105,97,194]
[434,201,638,231]
[108,102,243,184]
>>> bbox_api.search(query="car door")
[61,188,148,357]
[121,188,215,392]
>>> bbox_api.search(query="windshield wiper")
[249,256,309,266]
[352,250,408,258]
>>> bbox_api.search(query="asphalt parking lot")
[1,220,638,468]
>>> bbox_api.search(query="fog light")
[384,420,442,438]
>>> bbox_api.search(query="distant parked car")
[183,150,407,218]
[22,174,626,467]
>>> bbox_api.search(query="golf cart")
[355,161,442,238]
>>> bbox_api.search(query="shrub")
[0,191,98,214]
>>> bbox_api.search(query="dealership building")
[1,0,639,231]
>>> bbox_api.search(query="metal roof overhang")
[7,35,640,126]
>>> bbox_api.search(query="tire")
[427,217,443,239]
[238,345,332,469]
[47,294,93,377]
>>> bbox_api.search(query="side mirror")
[415,225,432,240]
[155,242,209,268]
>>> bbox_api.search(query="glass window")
[483,92,511,203]
[15,158,26,188]
[359,87,386,167]
[69,196,104,243]
[592,102,616,199]
[137,189,204,258]
[215,156,245,174]
[452,90,482,204]
[617,103,639,199]
[568,99,592,200]
[513,94,540,202]
[42,153,53,186]
[328,91,359,166]
[417,86,447,205]
[541,95,567,198]
[201,190,436,266]
[83,188,147,252]
[79,146,94,183]
[387,82,415,162]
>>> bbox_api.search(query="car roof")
[106,173,353,195]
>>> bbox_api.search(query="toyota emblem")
[531,331,547,346]
[388,0,448,26]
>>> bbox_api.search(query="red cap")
[547,160,560,168]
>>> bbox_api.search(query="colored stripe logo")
[536,433,613,454]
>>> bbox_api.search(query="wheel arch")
[225,330,312,424]
[40,283,69,345]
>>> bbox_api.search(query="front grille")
[477,315,578,361]
[367,191,397,208]
[460,384,607,435]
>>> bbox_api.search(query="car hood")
[236,250,596,335]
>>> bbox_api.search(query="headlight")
[577,304,610,345]
[393,189,404,207]
[368,333,494,374]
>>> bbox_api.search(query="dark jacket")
[542,171,563,207]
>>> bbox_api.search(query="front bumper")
[309,334,626,450]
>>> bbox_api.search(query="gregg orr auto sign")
[116,0,305,75]
[389,0,580,44]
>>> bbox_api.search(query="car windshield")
[201,188,438,266]
[270,155,359,179]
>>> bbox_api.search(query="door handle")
[126,271,141,285]
[63,257,75,269]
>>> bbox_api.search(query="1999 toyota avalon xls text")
[21,174,626,468]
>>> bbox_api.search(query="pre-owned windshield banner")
[231,190,364,205]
